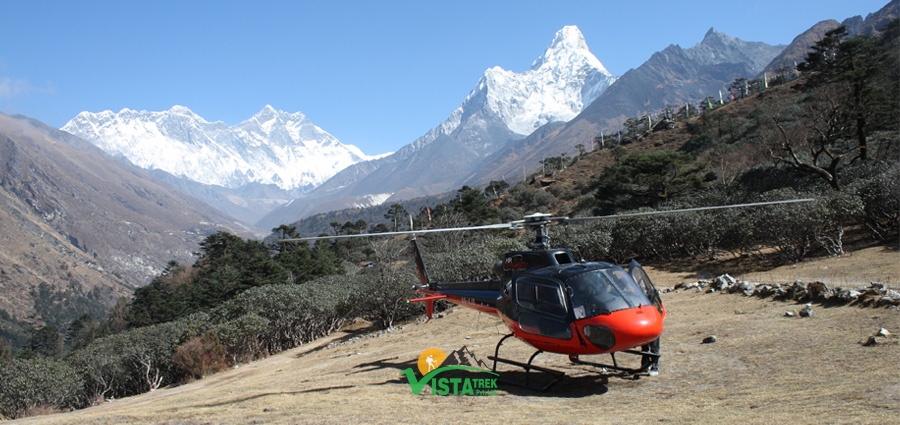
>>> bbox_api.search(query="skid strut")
[487,334,565,391]
[568,348,660,376]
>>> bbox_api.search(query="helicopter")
[280,199,812,390]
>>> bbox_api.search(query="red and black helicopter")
[280,199,811,390]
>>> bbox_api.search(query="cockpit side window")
[516,278,567,318]
[629,260,663,313]
[515,276,572,339]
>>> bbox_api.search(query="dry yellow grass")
[14,246,900,425]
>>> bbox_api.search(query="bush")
[552,223,612,261]
[848,161,900,241]
[67,318,201,403]
[348,268,421,329]
[211,281,353,354]
[0,358,82,419]
[171,331,227,380]
[213,314,270,363]
[424,235,521,282]
[505,185,558,214]
[749,189,819,261]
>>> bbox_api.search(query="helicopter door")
[515,277,572,340]
[629,260,663,313]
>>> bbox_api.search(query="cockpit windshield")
[565,268,652,319]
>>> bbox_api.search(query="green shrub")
[213,314,270,363]
[67,318,201,402]
[0,357,82,419]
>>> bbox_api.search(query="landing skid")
[568,348,660,378]
[487,334,565,391]
[488,334,661,390]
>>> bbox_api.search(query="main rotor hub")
[520,213,555,250]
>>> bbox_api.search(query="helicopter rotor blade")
[559,198,816,225]
[278,199,815,243]
[278,221,517,243]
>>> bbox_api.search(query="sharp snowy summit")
[403,25,615,155]
[62,105,380,192]
[259,25,616,226]
[477,25,614,136]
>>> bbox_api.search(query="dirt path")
[15,247,900,424]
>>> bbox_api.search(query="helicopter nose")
[581,305,664,351]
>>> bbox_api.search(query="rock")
[886,290,900,301]
[877,328,891,337]
[784,311,795,317]
[754,285,773,298]
[712,276,726,290]
[702,335,717,344]
[865,287,884,296]
[807,281,830,301]
[879,296,899,307]
[713,274,736,291]
[861,336,878,347]
[773,286,788,299]
[837,289,862,302]
[799,304,813,317]
[788,281,807,300]
[735,281,756,296]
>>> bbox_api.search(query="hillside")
[0,113,250,336]
[14,247,898,424]
[284,78,807,237]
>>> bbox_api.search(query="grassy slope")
[14,246,899,424]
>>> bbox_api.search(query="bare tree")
[766,81,855,190]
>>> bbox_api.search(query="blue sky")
[0,0,890,155]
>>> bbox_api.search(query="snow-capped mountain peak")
[402,25,616,153]
[62,105,377,191]
[473,25,615,136]
[532,25,609,75]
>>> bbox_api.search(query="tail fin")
[410,238,430,285]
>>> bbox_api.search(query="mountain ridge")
[457,27,786,188]
[62,105,387,225]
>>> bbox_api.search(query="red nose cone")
[580,305,664,352]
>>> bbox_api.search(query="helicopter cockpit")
[565,267,653,320]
